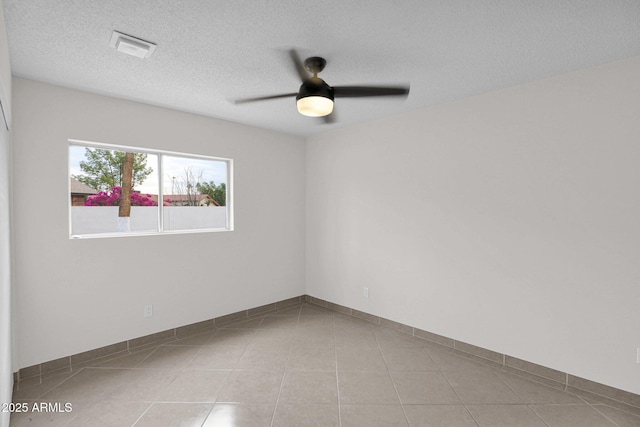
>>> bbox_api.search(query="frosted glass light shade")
[297,96,334,117]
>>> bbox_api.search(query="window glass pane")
[70,145,159,235]
[162,155,228,231]
[69,141,231,238]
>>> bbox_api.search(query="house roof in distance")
[69,177,97,195]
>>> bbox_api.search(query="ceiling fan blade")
[233,93,297,104]
[289,49,310,82]
[333,85,410,98]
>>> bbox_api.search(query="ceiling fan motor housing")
[296,77,334,101]
[304,56,327,74]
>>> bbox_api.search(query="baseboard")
[304,295,640,416]
[13,293,640,417]
[13,295,304,387]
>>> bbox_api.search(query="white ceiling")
[3,0,640,137]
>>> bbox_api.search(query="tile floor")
[10,303,640,426]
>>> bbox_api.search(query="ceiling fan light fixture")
[296,78,335,117]
[234,52,409,121]
[297,96,334,117]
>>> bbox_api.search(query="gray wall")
[306,57,640,395]
[12,78,306,368]
[0,3,13,426]
[11,55,640,397]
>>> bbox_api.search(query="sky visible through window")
[69,145,227,196]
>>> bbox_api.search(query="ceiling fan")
[233,50,410,122]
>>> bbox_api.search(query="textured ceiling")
[3,0,640,137]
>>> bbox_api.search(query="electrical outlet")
[363,287,369,298]
[144,304,153,317]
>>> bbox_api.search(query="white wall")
[0,0,9,126]
[306,56,640,395]
[12,78,306,369]
[0,3,13,426]
[11,54,640,397]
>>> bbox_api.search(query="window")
[69,140,232,238]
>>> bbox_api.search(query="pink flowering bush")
[85,186,164,206]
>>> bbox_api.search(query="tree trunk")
[118,152,134,231]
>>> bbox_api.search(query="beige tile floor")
[10,303,640,426]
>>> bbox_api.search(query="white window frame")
[68,139,233,239]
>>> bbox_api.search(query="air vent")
[109,31,156,59]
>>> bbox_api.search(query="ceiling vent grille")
[109,31,156,59]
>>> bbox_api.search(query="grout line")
[375,330,411,426]
[16,296,640,416]
[14,296,304,385]
[575,393,592,405]
[462,404,482,427]
[494,370,526,404]
[268,349,293,427]
[14,301,640,425]
[131,402,155,427]
[132,345,161,368]
[306,295,640,413]
[436,355,477,426]
[526,405,553,427]
[199,387,219,427]
[30,369,83,400]
[258,303,302,426]
[204,367,238,424]
[590,404,624,427]
[333,310,342,427]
